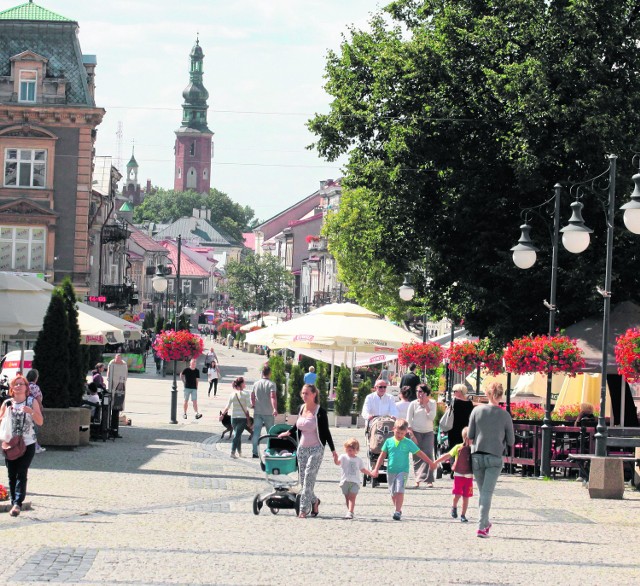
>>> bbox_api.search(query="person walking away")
[107,354,128,438]
[399,363,421,401]
[468,382,514,538]
[0,375,44,516]
[279,384,338,518]
[371,418,435,521]
[180,358,202,420]
[226,331,234,349]
[434,426,473,522]
[378,363,390,384]
[204,347,219,370]
[251,365,278,458]
[303,366,317,385]
[448,384,475,450]
[219,377,251,458]
[25,369,45,454]
[395,387,412,420]
[334,437,373,519]
[208,361,221,397]
[406,383,437,488]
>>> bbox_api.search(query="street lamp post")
[512,154,638,472]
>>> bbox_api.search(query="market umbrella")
[555,373,612,418]
[239,315,281,332]
[77,302,142,340]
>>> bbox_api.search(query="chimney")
[146,179,152,193]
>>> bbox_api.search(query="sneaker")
[230,452,237,459]
[9,505,20,517]
[183,413,187,419]
[477,528,490,538]
[35,445,46,454]
[392,511,402,521]
[344,511,354,519]
[460,515,468,523]
[252,454,259,459]
[485,523,492,534]
[195,413,203,420]
[451,507,458,519]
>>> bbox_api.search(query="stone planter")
[163,360,189,376]
[335,415,353,428]
[39,407,81,447]
[326,411,336,427]
[356,415,366,429]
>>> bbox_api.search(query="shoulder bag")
[234,395,254,432]
[2,404,27,461]
[439,400,455,433]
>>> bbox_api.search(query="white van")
[0,350,34,380]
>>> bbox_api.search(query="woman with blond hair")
[448,384,475,449]
[467,381,514,538]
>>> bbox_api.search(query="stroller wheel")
[252,494,263,516]
[269,507,279,515]
[294,494,301,516]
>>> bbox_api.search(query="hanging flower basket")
[446,341,481,375]
[398,341,443,371]
[152,330,204,362]
[614,327,640,382]
[478,349,504,376]
[503,335,585,376]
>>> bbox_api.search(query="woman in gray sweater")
[467,382,514,538]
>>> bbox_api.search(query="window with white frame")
[19,70,37,103]
[4,148,46,188]
[0,226,46,271]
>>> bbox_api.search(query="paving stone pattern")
[11,547,98,583]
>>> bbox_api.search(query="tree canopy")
[309,0,640,344]
[133,188,256,242]
[224,253,294,313]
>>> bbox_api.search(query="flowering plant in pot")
[503,335,585,376]
[152,330,204,362]
[305,234,320,243]
[398,341,443,371]
[550,403,600,422]
[614,327,640,382]
[510,401,545,421]
[446,341,481,375]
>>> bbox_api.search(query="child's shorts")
[452,475,474,498]
[341,481,360,496]
[387,472,407,495]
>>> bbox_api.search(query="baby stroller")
[435,428,453,479]
[252,424,300,516]
[362,415,395,488]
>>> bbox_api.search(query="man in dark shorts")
[180,358,202,420]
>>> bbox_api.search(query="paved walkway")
[1,341,639,585]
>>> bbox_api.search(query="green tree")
[355,378,372,414]
[132,188,255,242]
[287,364,305,414]
[60,278,85,407]
[335,365,354,416]
[268,354,287,413]
[142,309,156,330]
[33,290,70,408]
[309,0,640,345]
[225,253,294,313]
[154,315,165,334]
[316,362,329,410]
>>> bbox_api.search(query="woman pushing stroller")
[279,384,338,518]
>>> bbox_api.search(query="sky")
[26,0,384,223]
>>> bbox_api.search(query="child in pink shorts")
[434,426,473,522]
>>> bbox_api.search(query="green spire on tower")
[179,38,210,132]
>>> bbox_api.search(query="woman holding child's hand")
[278,384,337,518]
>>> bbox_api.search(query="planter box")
[163,360,189,376]
[335,415,353,428]
[356,415,366,429]
[39,407,81,447]
[326,411,336,427]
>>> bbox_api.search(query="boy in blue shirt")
[372,418,435,520]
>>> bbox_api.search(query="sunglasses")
[376,385,387,389]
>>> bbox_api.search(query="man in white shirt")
[362,379,398,421]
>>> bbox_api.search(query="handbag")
[2,407,26,461]
[439,401,455,433]
[202,365,209,374]
[234,395,254,431]
[0,402,13,443]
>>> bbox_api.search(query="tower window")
[177,167,182,179]
[203,169,208,179]
[190,142,196,156]
[187,167,196,189]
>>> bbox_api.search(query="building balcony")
[307,237,328,251]
[102,223,130,243]
[101,284,138,309]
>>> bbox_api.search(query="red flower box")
[398,342,443,371]
[614,327,640,382]
[446,341,480,375]
[503,335,585,376]
[153,330,204,362]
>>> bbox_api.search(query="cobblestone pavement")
[1,341,639,585]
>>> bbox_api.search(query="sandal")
[310,498,321,517]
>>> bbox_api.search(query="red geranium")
[153,330,204,362]
[398,342,443,371]
[510,401,545,421]
[446,341,480,375]
[614,327,640,382]
[503,335,585,376]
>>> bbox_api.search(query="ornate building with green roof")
[0,1,105,291]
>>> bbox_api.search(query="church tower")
[174,39,213,194]
[124,147,142,205]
